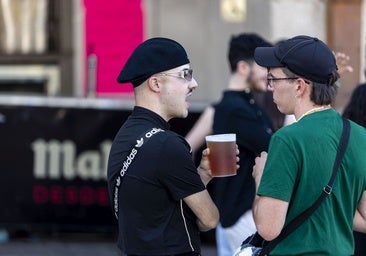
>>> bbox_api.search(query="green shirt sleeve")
[257,134,299,202]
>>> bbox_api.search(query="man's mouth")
[187,89,193,97]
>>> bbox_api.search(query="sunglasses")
[160,68,193,82]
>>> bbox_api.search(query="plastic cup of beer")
[205,133,237,177]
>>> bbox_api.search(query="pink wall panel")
[84,0,144,95]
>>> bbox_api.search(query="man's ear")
[236,60,251,76]
[147,75,161,92]
[295,78,309,97]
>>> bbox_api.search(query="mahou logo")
[31,139,111,180]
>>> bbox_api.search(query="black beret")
[117,37,190,87]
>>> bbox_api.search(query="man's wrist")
[197,166,212,186]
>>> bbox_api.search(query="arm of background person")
[354,190,366,233]
[283,114,296,126]
[185,106,214,154]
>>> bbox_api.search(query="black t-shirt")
[210,90,274,227]
[107,106,205,255]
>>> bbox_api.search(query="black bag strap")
[260,118,351,255]
[112,127,164,219]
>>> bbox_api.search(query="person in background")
[252,35,366,255]
[342,83,366,127]
[208,33,275,256]
[107,37,225,256]
[342,82,366,256]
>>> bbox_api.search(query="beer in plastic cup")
[205,133,237,177]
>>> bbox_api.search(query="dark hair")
[342,83,366,127]
[310,71,339,105]
[282,68,339,105]
[228,33,272,72]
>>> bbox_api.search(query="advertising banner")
[0,97,201,232]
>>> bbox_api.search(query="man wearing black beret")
[107,37,224,255]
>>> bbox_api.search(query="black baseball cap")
[117,37,190,87]
[254,35,337,84]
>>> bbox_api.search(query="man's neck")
[227,73,251,91]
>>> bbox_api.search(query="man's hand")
[333,51,353,75]
[253,151,267,191]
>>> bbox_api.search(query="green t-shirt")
[258,109,366,256]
